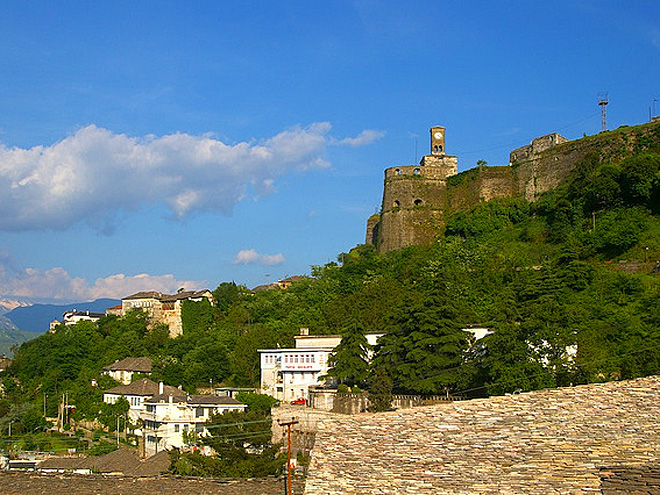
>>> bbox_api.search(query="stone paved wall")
[303,376,660,494]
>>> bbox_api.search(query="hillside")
[1,145,659,451]
[0,316,34,356]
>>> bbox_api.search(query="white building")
[140,392,246,457]
[103,378,182,422]
[49,309,106,331]
[258,329,383,403]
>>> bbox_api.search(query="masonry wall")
[371,120,660,253]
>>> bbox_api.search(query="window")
[414,168,420,175]
[175,424,180,432]
[414,199,423,206]
[393,200,400,208]
[195,408,204,417]
[395,168,401,175]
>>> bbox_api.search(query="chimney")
[159,382,164,394]
[300,328,309,336]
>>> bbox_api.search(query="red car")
[290,397,307,405]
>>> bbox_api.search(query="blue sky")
[0,1,658,302]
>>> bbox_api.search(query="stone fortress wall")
[368,120,660,253]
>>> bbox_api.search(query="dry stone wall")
[303,376,660,494]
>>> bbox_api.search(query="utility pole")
[278,417,299,495]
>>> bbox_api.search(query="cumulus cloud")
[336,129,385,147]
[0,251,205,301]
[0,122,379,232]
[233,249,286,266]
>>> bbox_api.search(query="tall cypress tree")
[375,293,469,395]
[328,316,371,387]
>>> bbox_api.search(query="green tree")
[368,368,393,412]
[375,294,470,395]
[327,316,371,387]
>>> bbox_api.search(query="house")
[103,357,153,385]
[103,379,181,422]
[106,304,123,316]
[140,392,247,457]
[121,289,213,337]
[49,309,106,331]
[258,328,383,403]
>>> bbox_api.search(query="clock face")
[434,132,443,139]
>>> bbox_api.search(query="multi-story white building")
[103,378,181,422]
[139,392,246,457]
[258,329,383,403]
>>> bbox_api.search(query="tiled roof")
[89,448,141,474]
[122,291,163,301]
[159,290,211,302]
[103,356,153,373]
[126,450,171,476]
[304,375,660,494]
[187,395,245,406]
[103,378,180,397]
[39,457,93,470]
[38,449,170,477]
[122,289,211,302]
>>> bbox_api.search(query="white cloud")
[0,252,205,301]
[0,122,381,232]
[233,249,286,266]
[336,129,385,147]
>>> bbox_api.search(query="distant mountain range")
[4,298,121,334]
[0,299,31,315]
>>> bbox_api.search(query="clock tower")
[430,126,445,155]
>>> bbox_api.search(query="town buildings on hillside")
[120,289,213,337]
[102,378,246,457]
[141,392,246,457]
[258,329,383,403]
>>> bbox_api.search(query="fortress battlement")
[367,120,660,252]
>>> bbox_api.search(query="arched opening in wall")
[395,169,401,175]
[414,199,423,206]
[414,168,420,175]
[393,200,400,208]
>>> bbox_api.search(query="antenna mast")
[598,93,609,132]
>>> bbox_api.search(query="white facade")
[139,394,246,457]
[258,332,383,403]
[102,379,179,422]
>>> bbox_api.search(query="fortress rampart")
[368,120,660,253]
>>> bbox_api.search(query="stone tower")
[366,125,458,252]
